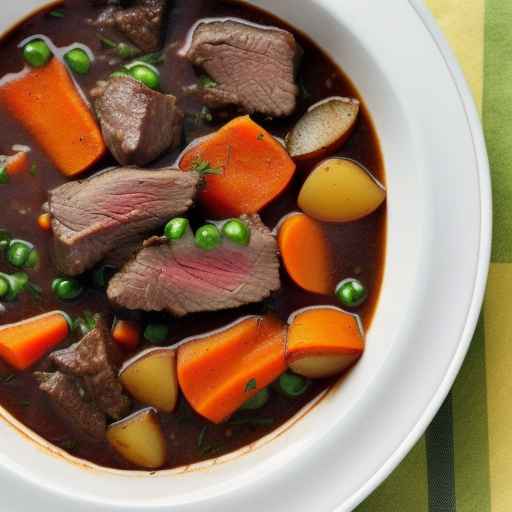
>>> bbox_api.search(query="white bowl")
[0,1,491,511]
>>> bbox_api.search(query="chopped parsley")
[191,157,223,176]
[197,425,208,449]
[199,75,218,89]
[245,378,257,392]
[29,163,37,177]
[256,133,265,141]
[48,9,65,18]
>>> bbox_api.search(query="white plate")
[0,1,491,511]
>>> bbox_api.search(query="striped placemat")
[357,0,509,510]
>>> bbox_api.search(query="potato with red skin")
[286,97,360,162]
[286,306,365,378]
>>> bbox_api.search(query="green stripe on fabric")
[356,436,429,511]
[426,394,456,511]
[452,316,491,512]
[483,0,512,262]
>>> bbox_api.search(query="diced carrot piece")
[37,213,52,232]
[277,213,334,295]
[112,320,141,351]
[0,58,106,177]
[0,311,70,370]
[5,151,29,176]
[286,307,364,378]
[179,115,296,217]
[177,315,287,423]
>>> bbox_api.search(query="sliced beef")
[186,19,302,118]
[93,76,183,166]
[35,371,106,441]
[108,215,281,316]
[49,166,198,276]
[95,0,166,53]
[49,318,130,420]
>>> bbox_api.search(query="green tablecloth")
[358,1,510,510]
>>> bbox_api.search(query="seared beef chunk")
[35,372,106,441]
[108,215,281,316]
[50,318,130,419]
[95,0,166,53]
[49,166,198,276]
[93,76,183,166]
[186,19,301,118]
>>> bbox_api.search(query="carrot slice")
[0,311,70,370]
[112,320,141,351]
[5,151,29,176]
[37,213,52,232]
[0,58,106,177]
[179,115,296,217]
[277,212,334,295]
[177,315,287,423]
[286,306,364,378]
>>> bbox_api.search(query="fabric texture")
[358,0,508,510]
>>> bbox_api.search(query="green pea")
[195,224,222,251]
[64,48,91,75]
[23,39,52,68]
[25,250,39,269]
[6,242,31,268]
[0,167,9,185]
[0,230,11,251]
[2,272,28,301]
[52,277,83,301]
[335,278,367,308]
[0,276,9,298]
[144,323,169,344]
[129,64,160,90]
[110,70,131,79]
[240,388,270,411]
[277,372,311,398]
[222,219,251,246]
[164,218,189,242]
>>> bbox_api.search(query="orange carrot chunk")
[177,315,287,423]
[286,306,364,379]
[179,115,296,218]
[0,58,106,177]
[37,213,52,232]
[112,320,141,351]
[0,311,70,370]
[277,213,334,295]
[5,151,29,176]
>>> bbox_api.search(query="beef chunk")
[186,19,301,118]
[108,215,281,316]
[49,318,130,419]
[95,0,166,53]
[35,371,106,441]
[49,166,198,276]
[93,76,183,166]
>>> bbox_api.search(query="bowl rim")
[341,1,492,509]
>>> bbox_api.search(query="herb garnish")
[228,417,274,428]
[99,36,118,50]
[1,374,15,384]
[59,439,79,452]
[245,378,257,392]
[136,51,165,66]
[256,133,265,141]
[74,311,97,336]
[191,157,223,176]
[0,166,9,185]
[26,282,42,299]
[29,163,38,177]
[197,425,208,449]
[19,399,30,408]
[199,75,218,89]
[48,9,65,18]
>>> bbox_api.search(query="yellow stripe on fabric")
[356,437,429,512]
[426,0,485,113]
[484,263,512,512]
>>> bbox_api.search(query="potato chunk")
[298,158,386,223]
[120,348,178,413]
[106,408,166,469]
[287,306,364,378]
[286,97,359,161]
